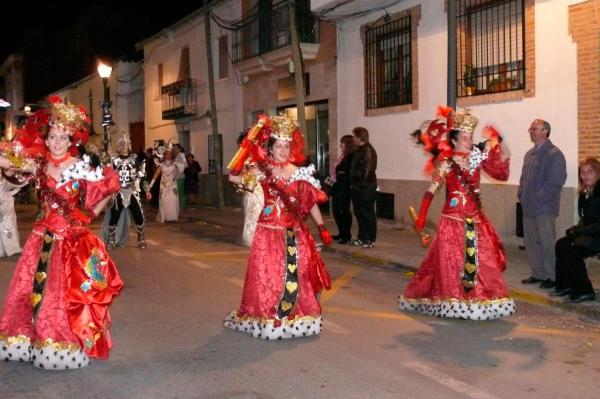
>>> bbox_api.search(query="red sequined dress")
[399,147,516,320]
[224,165,331,339]
[0,157,123,369]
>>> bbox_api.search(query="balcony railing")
[161,78,198,120]
[231,0,319,63]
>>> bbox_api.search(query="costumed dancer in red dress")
[0,97,123,369]
[399,107,516,320]
[224,115,333,339]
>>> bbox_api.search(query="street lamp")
[97,61,114,153]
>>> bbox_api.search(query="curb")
[323,246,600,322]
[183,211,600,322]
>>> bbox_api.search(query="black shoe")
[332,234,341,240]
[550,288,572,297]
[352,239,365,246]
[521,276,542,284]
[539,280,556,289]
[337,238,350,245]
[570,292,596,303]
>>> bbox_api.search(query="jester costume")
[399,108,516,320]
[0,98,123,369]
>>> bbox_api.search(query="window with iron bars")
[457,0,525,97]
[364,14,412,110]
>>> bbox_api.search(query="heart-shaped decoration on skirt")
[286,281,298,293]
[35,271,47,284]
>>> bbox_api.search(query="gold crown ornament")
[269,115,298,141]
[453,109,479,134]
[48,98,89,133]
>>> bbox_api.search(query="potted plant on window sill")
[463,64,477,96]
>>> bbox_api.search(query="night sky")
[1,1,206,101]
[1,2,205,61]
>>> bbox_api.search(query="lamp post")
[97,62,114,153]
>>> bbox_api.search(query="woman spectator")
[552,157,600,303]
[331,134,356,244]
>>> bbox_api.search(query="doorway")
[277,101,329,180]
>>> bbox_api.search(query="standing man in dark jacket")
[350,127,378,248]
[518,119,567,289]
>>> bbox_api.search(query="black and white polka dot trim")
[468,147,489,174]
[56,156,104,188]
[1,338,90,370]
[224,312,322,339]
[289,165,321,189]
[1,339,32,363]
[31,346,89,370]
[399,296,516,320]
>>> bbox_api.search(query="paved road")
[1,211,599,399]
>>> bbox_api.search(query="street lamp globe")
[97,62,112,79]
[97,61,114,153]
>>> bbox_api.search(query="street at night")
[1,205,599,399]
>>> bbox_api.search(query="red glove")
[70,208,96,226]
[415,191,433,232]
[318,224,332,246]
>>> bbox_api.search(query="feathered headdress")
[410,106,454,174]
[14,96,90,157]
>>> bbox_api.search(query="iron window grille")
[457,0,525,97]
[364,14,412,110]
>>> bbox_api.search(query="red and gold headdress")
[227,114,307,175]
[12,96,90,158]
[452,109,479,134]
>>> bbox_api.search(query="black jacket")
[567,184,600,251]
[350,142,377,188]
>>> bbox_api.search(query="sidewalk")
[180,204,600,321]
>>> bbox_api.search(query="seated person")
[552,157,600,303]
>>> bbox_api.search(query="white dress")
[157,161,182,222]
[241,183,264,246]
[0,175,24,257]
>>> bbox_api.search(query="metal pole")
[288,0,306,134]
[100,77,114,154]
[447,0,457,109]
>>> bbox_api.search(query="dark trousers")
[555,235,596,295]
[352,186,377,242]
[332,185,352,240]
[110,194,145,227]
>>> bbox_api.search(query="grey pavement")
[179,204,600,321]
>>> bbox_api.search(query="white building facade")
[52,60,145,154]
[312,0,596,242]
[138,1,244,205]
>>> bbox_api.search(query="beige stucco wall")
[142,1,244,171]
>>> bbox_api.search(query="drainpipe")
[447,0,457,109]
